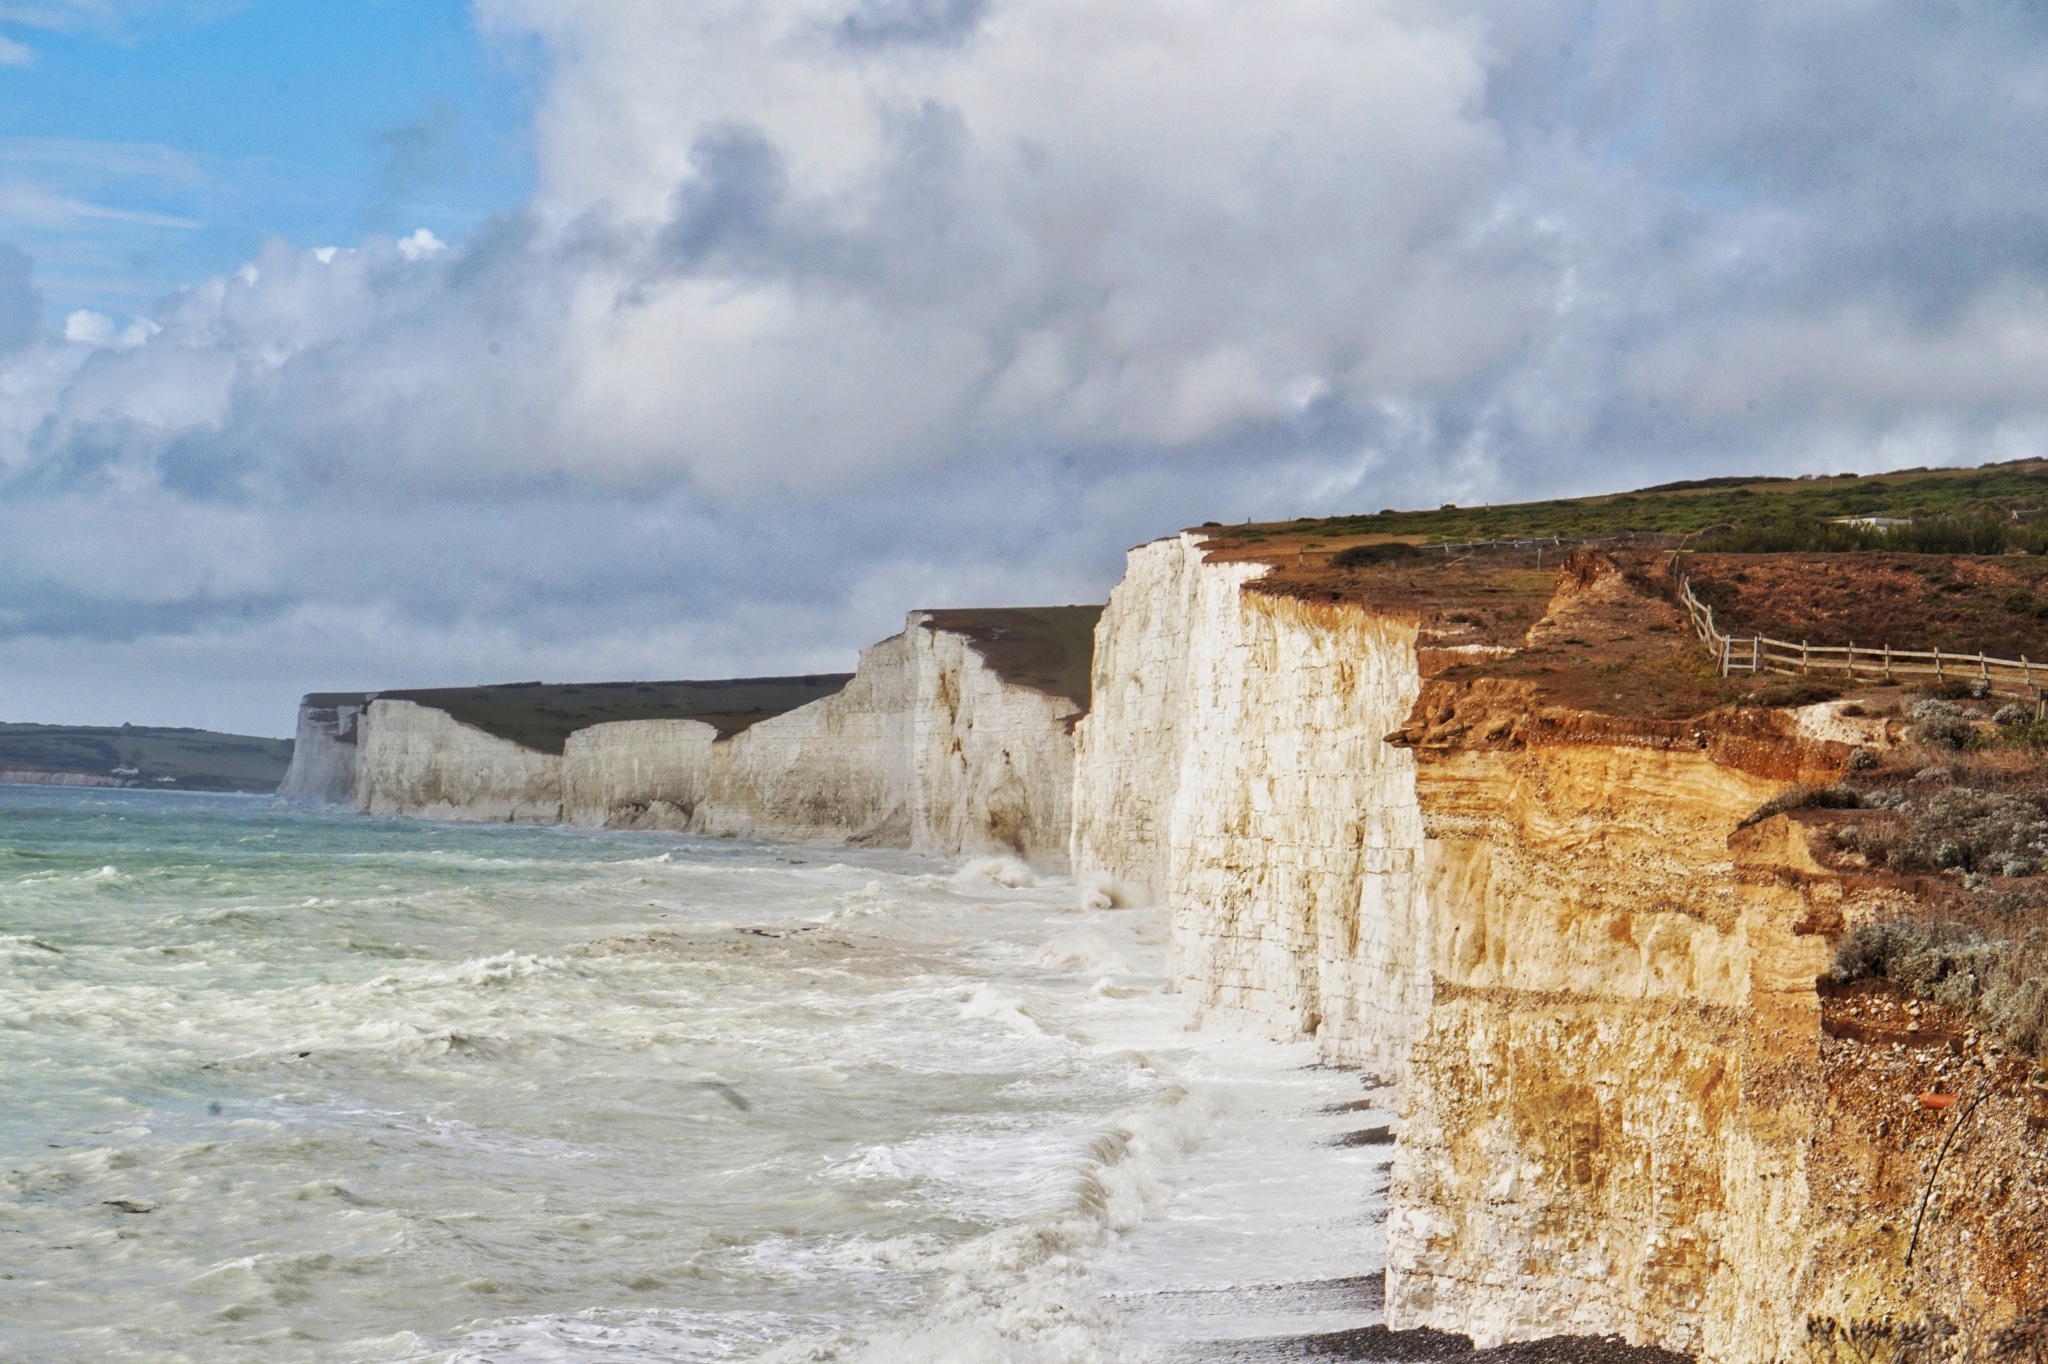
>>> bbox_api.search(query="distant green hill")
[0,723,294,794]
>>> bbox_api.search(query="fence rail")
[1671,565,2048,711]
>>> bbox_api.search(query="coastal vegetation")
[1237,456,2048,547]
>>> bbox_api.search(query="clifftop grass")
[377,676,856,754]
[1210,456,2048,548]
[918,605,1104,709]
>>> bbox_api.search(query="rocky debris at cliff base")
[1231,1324,1694,1364]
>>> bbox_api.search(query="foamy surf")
[0,786,1384,1363]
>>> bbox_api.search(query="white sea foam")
[953,855,1038,889]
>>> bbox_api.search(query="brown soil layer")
[1683,553,2048,658]
[1214,539,1838,725]
[1200,535,2048,724]
[917,604,1103,709]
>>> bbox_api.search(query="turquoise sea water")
[0,787,1389,1363]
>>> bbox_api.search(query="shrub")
[1836,782,2048,876]
[1832,914,2048,1057]
[1330,542,1421,569]
[1910,699,1981,751]
[2005,718,2048,748]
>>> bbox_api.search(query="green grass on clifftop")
[1223,458,2048,547]
[918,606,1105,709]
[376,676,858,754]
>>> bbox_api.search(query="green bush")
[1330,542,1421,569]
[1697,512,2046,556]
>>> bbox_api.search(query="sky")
[4,1,2048,736]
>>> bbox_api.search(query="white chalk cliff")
[275,695,367,805]
[356,698,565,823]
[1070,534,1432,1075]
[562,614,1078,865]
[283,611,1083,867]
[282,529,2048,1361]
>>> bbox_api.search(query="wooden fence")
[1672,570,2048,711]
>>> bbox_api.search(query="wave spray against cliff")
[0,787,1389,1362]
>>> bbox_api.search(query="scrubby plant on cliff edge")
[1831,909,2048,1058]
[1812,696,2048,1057]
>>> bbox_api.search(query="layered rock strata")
[1071,534,1432,1074]
[1384,678,2048,1361]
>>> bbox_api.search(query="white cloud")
[0,34,30,65]
[61,308,112,345]
[7,0,2048,730]
[395,227,446,261]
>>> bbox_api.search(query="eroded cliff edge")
[1384,613,2048,1358]
[1074,530,2048,1361]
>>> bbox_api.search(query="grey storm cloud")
[836,0,989,49]
[8,0,2048,732]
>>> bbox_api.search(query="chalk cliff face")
[1384,715,1829,1356]
[276,695,367,805]
[560,718,717,831]
[325,612,1083,865]
[354,699,564,823]
[1077,540,2045,1360]
[1072,534,1432,1073]
[684,627,921,847]
[1384,688,2048,1361]
[907,620,1078,866]
[561,616,1081,866]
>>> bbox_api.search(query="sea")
[0,786,1393,1363]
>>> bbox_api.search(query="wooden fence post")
[1885,642,1892,682]
[1753,636,1760,672]
[1802,640,1809,675]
